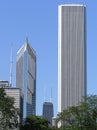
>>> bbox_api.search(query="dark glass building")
[43,102,53,125]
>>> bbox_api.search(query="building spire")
[26,36,28,44]
[10,44,13,87]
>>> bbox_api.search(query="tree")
[20,115,51,130]
[0,88,19,130]
[56,95,97,130]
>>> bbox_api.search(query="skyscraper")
[43,102,53,125]
[16,40,36,120]
[58,4,86,112]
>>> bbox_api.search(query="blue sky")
[0,0,97,116]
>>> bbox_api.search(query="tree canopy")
[20,115,51,130]
[57,95,97,130]
[0,87,19,130]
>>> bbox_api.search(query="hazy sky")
[0,0,97,116]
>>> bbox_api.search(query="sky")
[0,0,97,117]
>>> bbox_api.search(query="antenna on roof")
[10,44,13,87]
[44,85,46,102]
[50,87,52,102]
[44,86,46,102]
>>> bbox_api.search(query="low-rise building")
[5,87,21,124]
[0,80,9,88]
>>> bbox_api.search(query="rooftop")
[59,4,85,7]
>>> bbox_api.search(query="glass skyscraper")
[16,40,36,120]
[43,102,53,125]
[58,4,86,112]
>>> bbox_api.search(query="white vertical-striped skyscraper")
[16,39,36,120]
[58,4,86,112]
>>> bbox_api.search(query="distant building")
[16,40,36,120]
[0,80,9,88]
[43,102,53,125]
[58,4,86,112]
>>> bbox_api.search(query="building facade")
[0,80,9,88]
[58,4,86,112]
[5,88,21,124]
[16,41,36,120]
[43,102,53,125]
